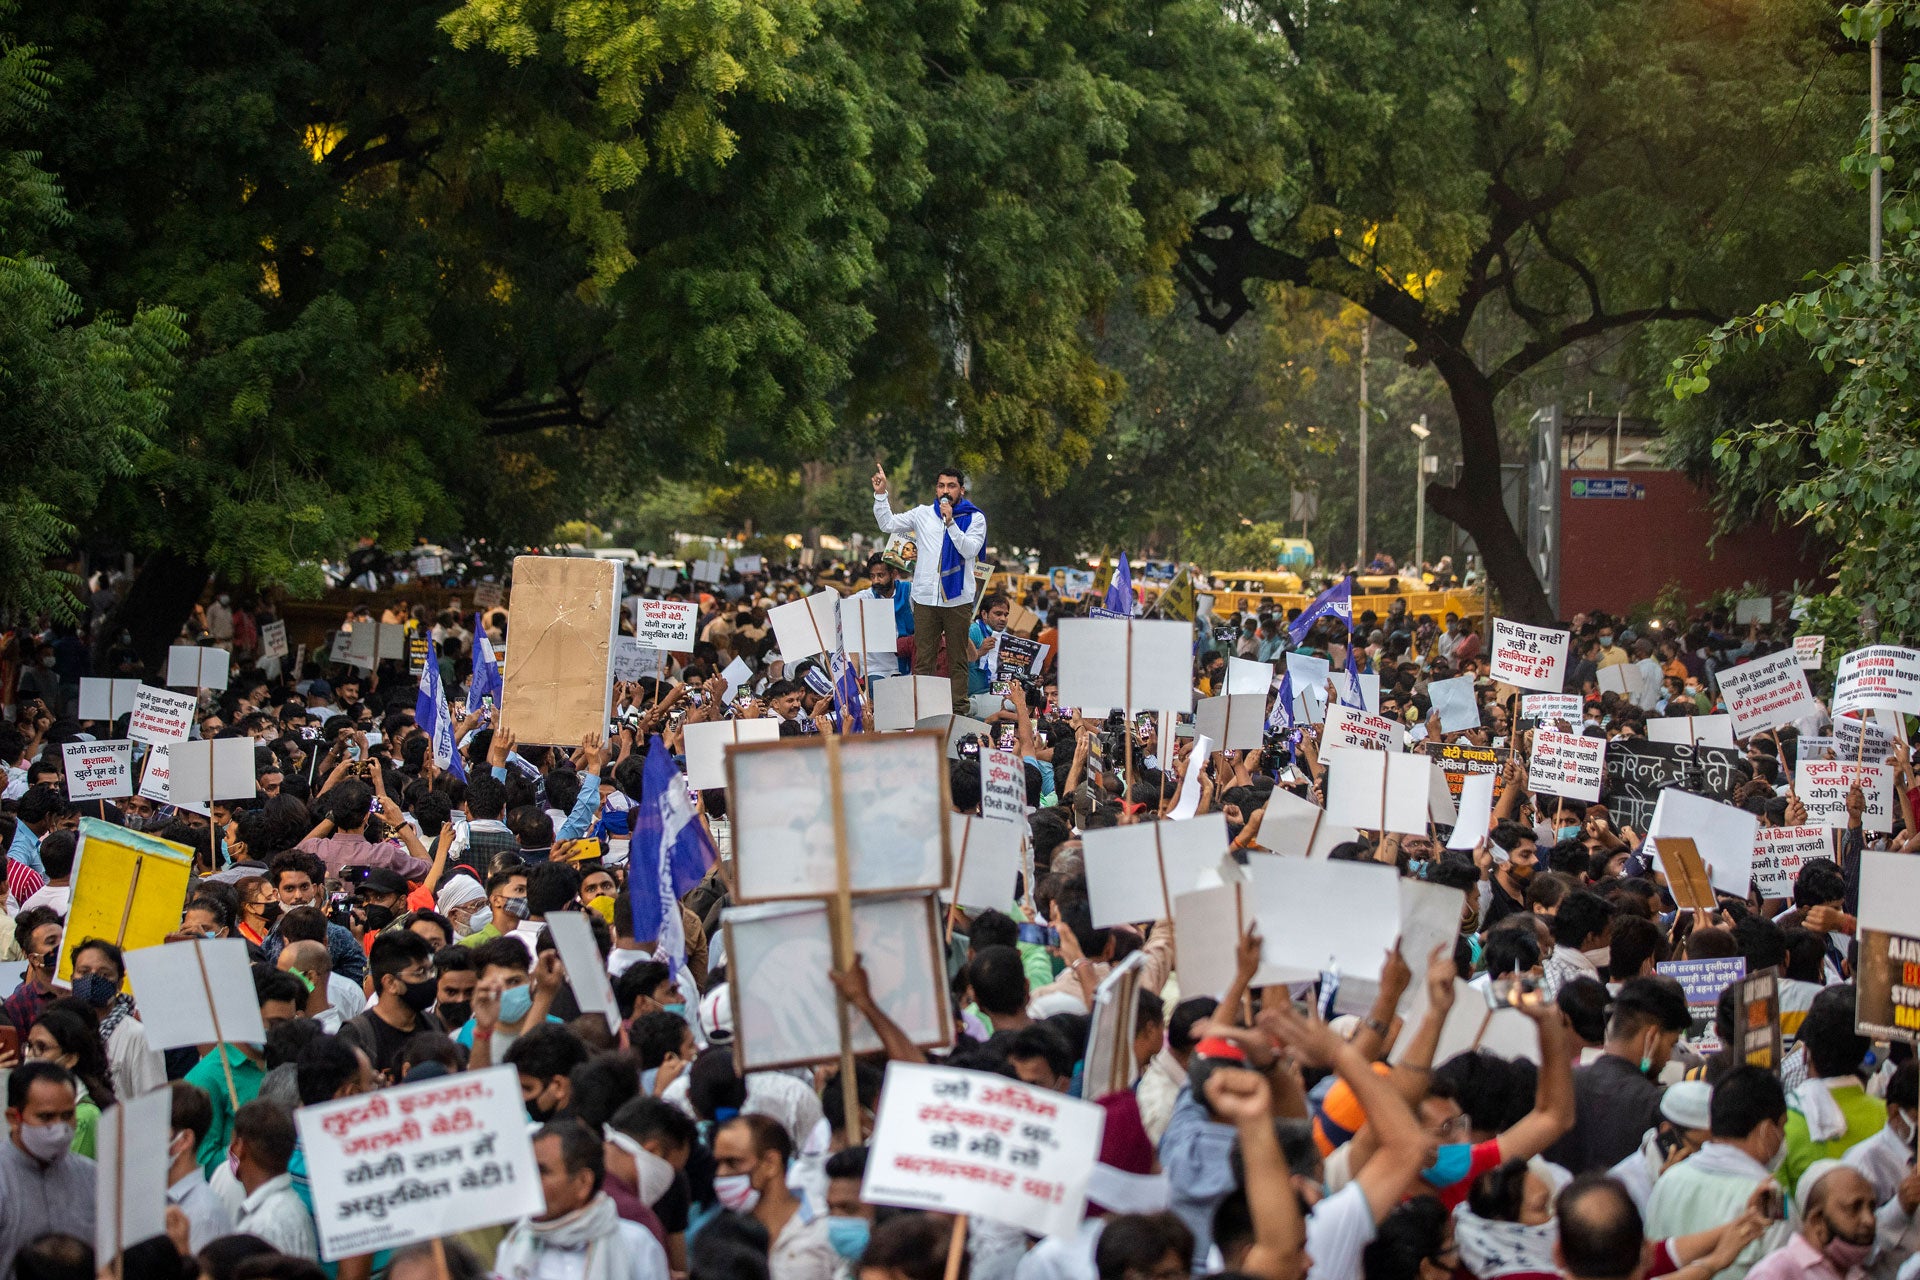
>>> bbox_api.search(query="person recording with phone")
[872,461,985,716]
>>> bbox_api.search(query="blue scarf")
[938,498,983,601]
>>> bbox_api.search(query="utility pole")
[1872,1,1884,278]
[1410,415,1430,570]
[1356,317,1370,570]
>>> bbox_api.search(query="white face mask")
[1582,946,1612,968]
[19,1121,74,1163]
[604,1128,677,1206]
[713,1172,761,1214]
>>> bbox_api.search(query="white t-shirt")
[1304,1181,1377,1280]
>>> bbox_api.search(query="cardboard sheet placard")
[1428,675,1481,733]
[629,597,698,650]
[1194,693,1268,752]
[768,593,840,664]
[95,1087,172,1264]
[724,893,951,1070]
[167,738,257,805]
[1526,729,1605,802]
[874,675,950,731]
[1751,826,1833,898]
[128,685,195,744]
[79,677,142,724]
[1596,662,1646,702]
[1258,786,1356,859]
[1649,788,1757,895]
[124,937,268,1049]
[1794,759,1896,833]
[59,818,195,984]
[1082,951,1152,1101]
[258,620,289,661]
[63,740,133,800]
[838,595,899,660]
[545,911,620,1033]
[1645,715,1736,749]
[1715,646,1818,736]
[1321,704,1405,752]
[945,813,1025,911]
[1083,814,1228,927]
[1446,772,1497,850]
[500,555,622,745]
[1794,635,1826,670]
[1655,836,1718,912]
[727,730,950,902]
[1490,619,1570,692]
[1227,656,1275,695]
[646,565,679,591]
[1057,617,1193,714]
[1323,748,1433,835]
[681,717,782,791]
[167,645,231,691]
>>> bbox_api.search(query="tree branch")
[1489,303,1723,391]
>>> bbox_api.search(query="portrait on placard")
[727,732,950,902]
[725,894,950,1071]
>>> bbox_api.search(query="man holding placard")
[874,462,985,715]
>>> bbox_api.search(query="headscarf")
[436,873,487,919]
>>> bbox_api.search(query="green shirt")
[1779,1082,1885,1193]
[458,922,502,949]
[71,1094,100,1160]
[186,1044,266,1175]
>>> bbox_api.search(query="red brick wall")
[1557,470,1828,616]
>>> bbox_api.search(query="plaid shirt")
[2,979,55,1034]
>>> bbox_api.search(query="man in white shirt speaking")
[873,461,987,716]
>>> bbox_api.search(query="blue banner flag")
[629,736,718,979]
[414,636,467,782]
[1287,575,1353,645]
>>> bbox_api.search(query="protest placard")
[980,748,1026,824]
[1257,786,1356,859]
[63,740,132,800]
[609,636,665,683]
[1734,597,1773,624]
[257,619,289,661]
[78,677,142,724]
[501,556,621,745]
[1057,618,1193,714]
[166,644,230,691]
[137,742,178,810]
[406,634,429,677]
[1388,978,1541,1067]
[127,685,195,744]
[680,717,781,791]
[1084,814,1228,927]
[862,1063,1106,1239]
[1490,619,1570,692]
[1855,851,1920,1042]
[1323,749,1433,835]
[1596,663,1646,703]
[836,595,897,661]
[330,627,365,669]
[1645,715,1736,749]
[415,554,443,578]
[1194,693,1267,752]
[724,893,951,1069]
[734,554,763,574]
[94,1087,172,1266]
[1833,711,1901,765]
[873,675,948,731]
[1751,826,1833,899]
[768,592,840,664]
[925,714,993,759]
[167,738,257,806]
[1740,968,1782,1070]
[1715,646,1818,736]
[1603,740,1748,832]
[630,597,698,650]
[946,813,1025,912]
[1378,879,1469,1024]
[1081,951,1152,1101]
[59,818,194,983]
[1426,742,1506,801]
[1799,735,1836,762]
[1527,730,1605,802]
[1794,759,1896,833]
[1284,652,1332,724]
[1834,644,1920,716]
[1447,772,1498,850]
[473,581,505,609]
[1795,634,1826,670]
[1243,856,1401,982]
[544,912,620,1033]
[646,564,679,591]
[1427,675,1481,733]
[1520,693,1582,727]
[1322,703,1405,753]
[125,937,268,1059]
[691,559,724,584]
[1227,656,1275,694]
[294,1066,543,1260]
[995,633,1048,678]
[1655,837,1719,912]
[1658,956,1747,1050]
[728,731,949,902]
[1650,788,1757,895]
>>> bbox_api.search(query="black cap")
[360,867,409,897]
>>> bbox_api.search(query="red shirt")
[1439,1139,1505,1210]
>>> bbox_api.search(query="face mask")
[640,1067,659,1095]
[437,1001,471,1029]
[1419,1142,1475,1188]
[604,1128,677,1205]
[468,906,493,935]
[19,1122,74,1163]
[826,1216,871,1260]
[72,974,118,1008]
[662,1003,685,1018]
[1820,1228,1873,1272]
[499,983,534,1023]
[526,1085,561,1122]
[502,897,531,921]
[1557,825,1582,843]
[362,905,396,932]
[227,1149,243,1179]
[1599,636,1613,648]
[1582,946,1612,968]
[713,1172,761,1214]
[39,656,54,668]
[399,977,438,1013]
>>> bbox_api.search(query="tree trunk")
[93,548,209,677]
[1422,363,1554,624]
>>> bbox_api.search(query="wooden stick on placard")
[111,1101,125,1280]
[113,853,145,948]
[1470,1007,1495,1051]
[1233,882,1252,1024]
[945,820,973,946]
[429,1235,453,1280]
[944,1213,969,1280]
[1123,624,1135,809]
[190,940,240,1110]
[821,734,863,1146]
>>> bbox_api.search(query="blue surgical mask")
[499,983,534,1023]
[1419,1142,1474,1188]
[826,1216,870,1260]
[1557,825,1582,843]
[662,1002,685,1017]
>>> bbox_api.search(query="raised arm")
[871,464,915,534]
[829,954,926,1064]
[1205,1068,1307,1280]
[1486,982,1574,1161]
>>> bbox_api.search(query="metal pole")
[1872,4,1884,278]
[1414,414,1428,571]
[1357,317,1370,570]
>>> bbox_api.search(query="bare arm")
[1206,1069,1307,1280]
[830,955,927,1064]
[1489,985,1574,1161]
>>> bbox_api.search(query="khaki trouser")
[913,601,973,716]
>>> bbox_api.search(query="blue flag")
[629,736,717,978]
[831,650,864,733]
[1287,575,1353,645]
[414,636,467,782]
[470,613,502,711]
[1104,552,1134,617]
[1341,643,1368,711]
[1268,670,1295,731]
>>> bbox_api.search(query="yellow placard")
[56,817,195,985]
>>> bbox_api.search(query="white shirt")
[497,1219,667,1280]
[20,884,69,915]
[168,1168,235,1253]
[105,1016,166,1101]
[1304,1181,1377,1280]
[769,1203,838,1280]
[234,1172,319,1259]
[328,973,367,1019]
[1013,1218,1103,1280]
[873,492,986,606]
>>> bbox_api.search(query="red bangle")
[472,1026,493,1040]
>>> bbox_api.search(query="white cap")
[1659,1080,1713,1131]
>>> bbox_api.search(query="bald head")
[279,940,332,979]
[1805,1164,1873,1219]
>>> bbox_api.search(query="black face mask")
[526,1084,562,1122]
[436,1001,472,1030]
[361,904,397,932]
[399,977,438,1014]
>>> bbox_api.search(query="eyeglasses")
[1427,1114,1470,1139]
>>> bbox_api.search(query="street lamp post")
[1409,416,1431,571]
[1357,317,1370,570]
[1872,0,1883,277]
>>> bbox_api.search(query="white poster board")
[1734,597,1773,625]
[946,814,1025,911]
[610,636,666,683]
[1259,786,1357,859]
[1649,789,1758,895]
[630,598,698,650]
[838,595,899,660]
[1716,647,1819,736]
[862,1063,1105,1239]
[681,717,782,791]
[1245,856,1402,982]
[1084,814,1229,927]
[1794,760,1896,834]
[94,1087,172,1261]
[1857,851,1920,935]
[1323,749,1433,835]
[258,620,290,661]
[64,740,134,801]
[980,748,1026,824]
[1520,693,1583,726]
[1751,826,1833,899]
[544,912,619,1033]
[1194,693,1268,751]
[874,676,951,732]
[1446,772,1498,851]
[1490,619,1571,692]
[1428,676,1481,733]
[79,677,142,723]
[768,593,841,664]
[167,738,257,805]
[127,685,196,745]
[295,1066,543,1260]
[1057,618,1193,714]
[1226,657,1275,695]
[1794,635,1826,670]
[1526,730,1605,802]
[734,554,763,575]
[167,645,231,691]
[124,938,268,1049]
[1321,704,1405,753]
[1646,715,1736,749]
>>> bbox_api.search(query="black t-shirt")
[338,1007,444,1080]
[1483,873,1528,932]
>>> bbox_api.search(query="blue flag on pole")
[1104,553,1134,617]
[1268,671,1296,731]
[1287,575,1353,645]
[1341,642,1368,711]
[629,736,717,978]
[415,636,467,782]
[470,613,502,712]
[831,651,865,733]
